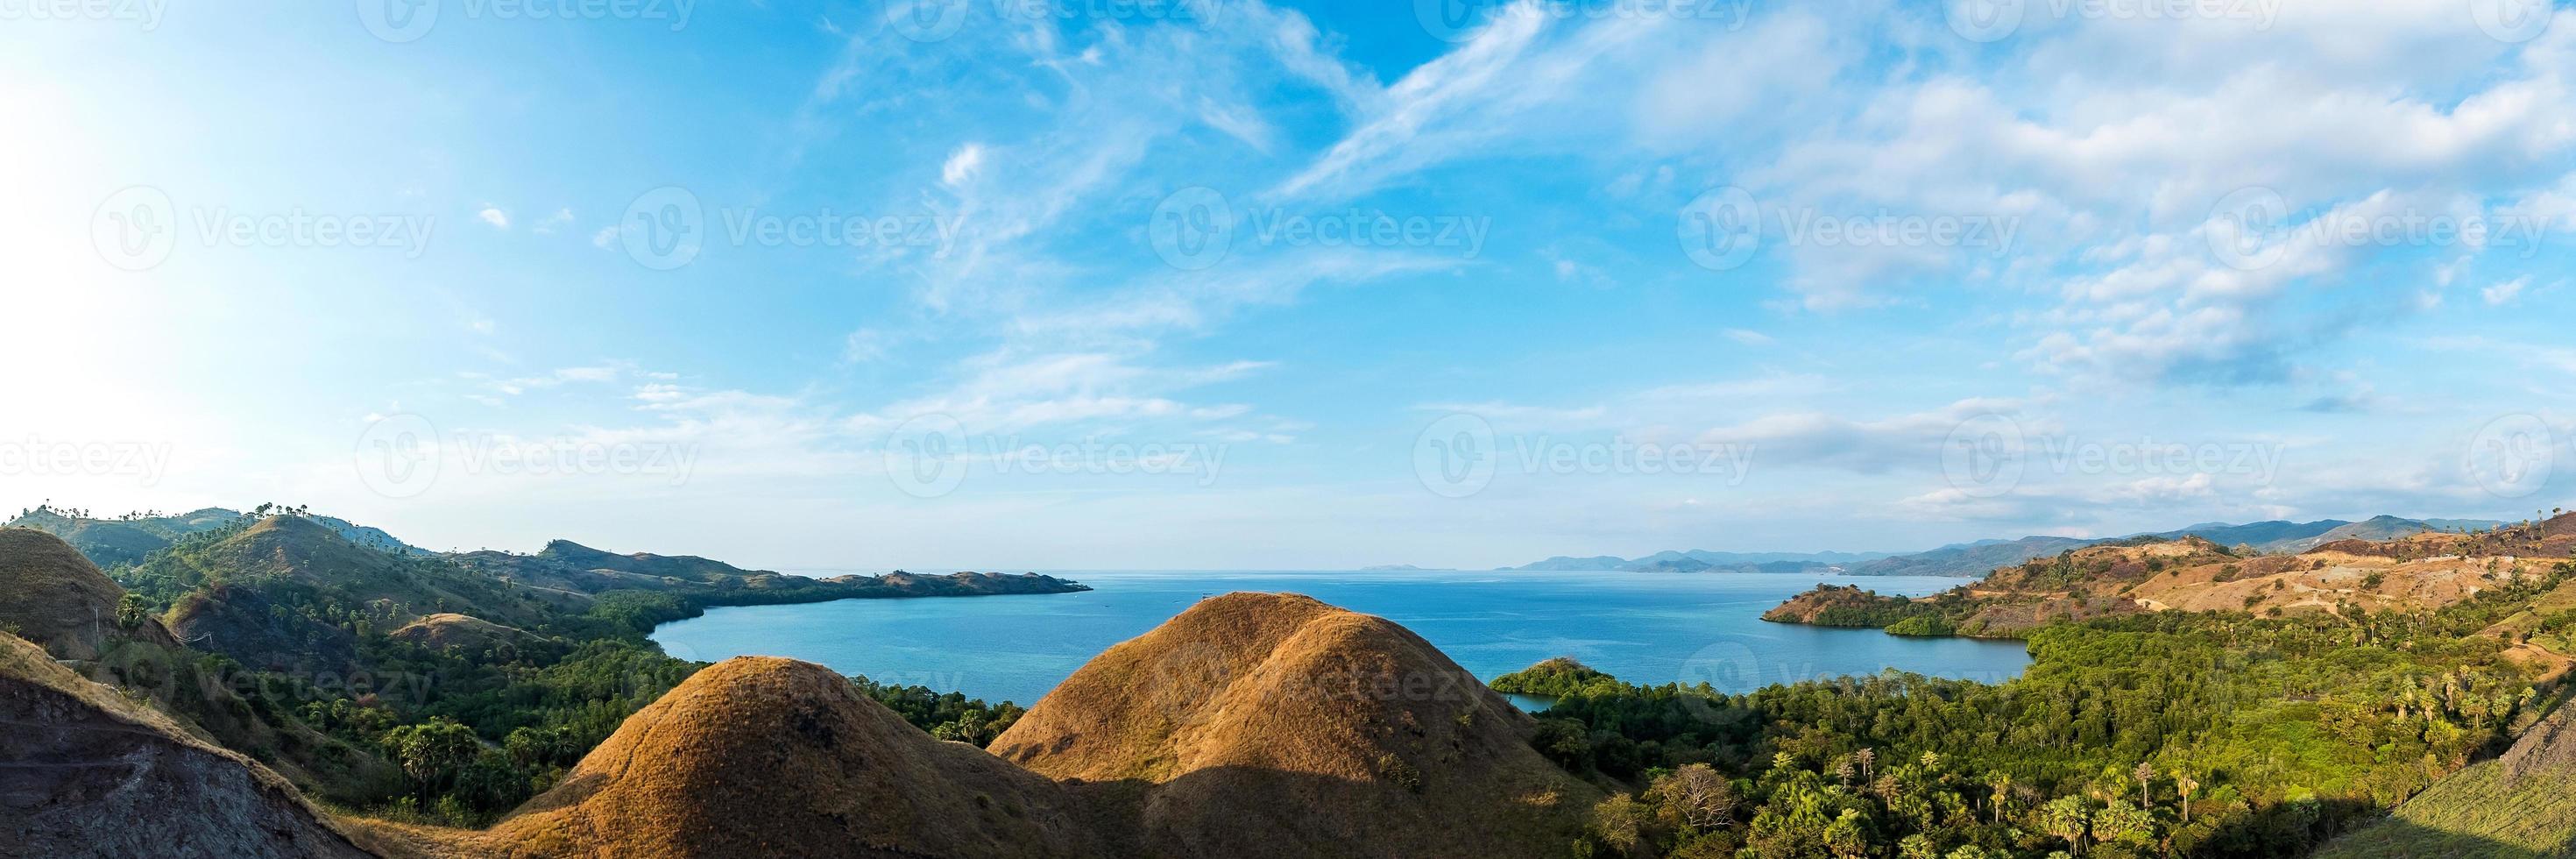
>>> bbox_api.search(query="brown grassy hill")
[365,657,1115,859]
[0,632,373,859]
[0,528,134,660]
[990,592,1597,859]
[2125,549,2554,618]
[388,613,537,652]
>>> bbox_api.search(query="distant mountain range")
[1501,515,2508,578]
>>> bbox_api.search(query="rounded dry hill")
[388,613,534,651]
[413,657,1114,859]
[0,528,133,660]
[0,632,372,858]
[991,592,1596,859]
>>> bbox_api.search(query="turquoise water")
[650,571,2029,706]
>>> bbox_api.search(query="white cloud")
[477,207,510,229]
[940,143,986,188]
[534,208,575,235]
[2484,276,2530,305]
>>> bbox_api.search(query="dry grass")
[357,593,1596,858]
[993,592,1598,859]
[0,527,128,659]
[387,613,534,651]
[359,656,1116,859]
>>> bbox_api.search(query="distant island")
[1501,515,2505,578]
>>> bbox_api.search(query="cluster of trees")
[1521,560,2571,858]
[849,677,1027,746]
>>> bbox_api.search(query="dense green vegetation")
[850,676,1027,745]
[1525,561,2572,858]
[35,508,1058,828]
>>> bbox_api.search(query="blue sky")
[4,0,2574,570]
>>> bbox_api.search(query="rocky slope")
[0,632,373,859]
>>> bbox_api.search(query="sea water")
[650,570,2028,706]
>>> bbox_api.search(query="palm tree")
[1988,771,2013,825]
[2042,796,2091,855]
[2176,772,2200,827]
[2133,761,2155,807]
